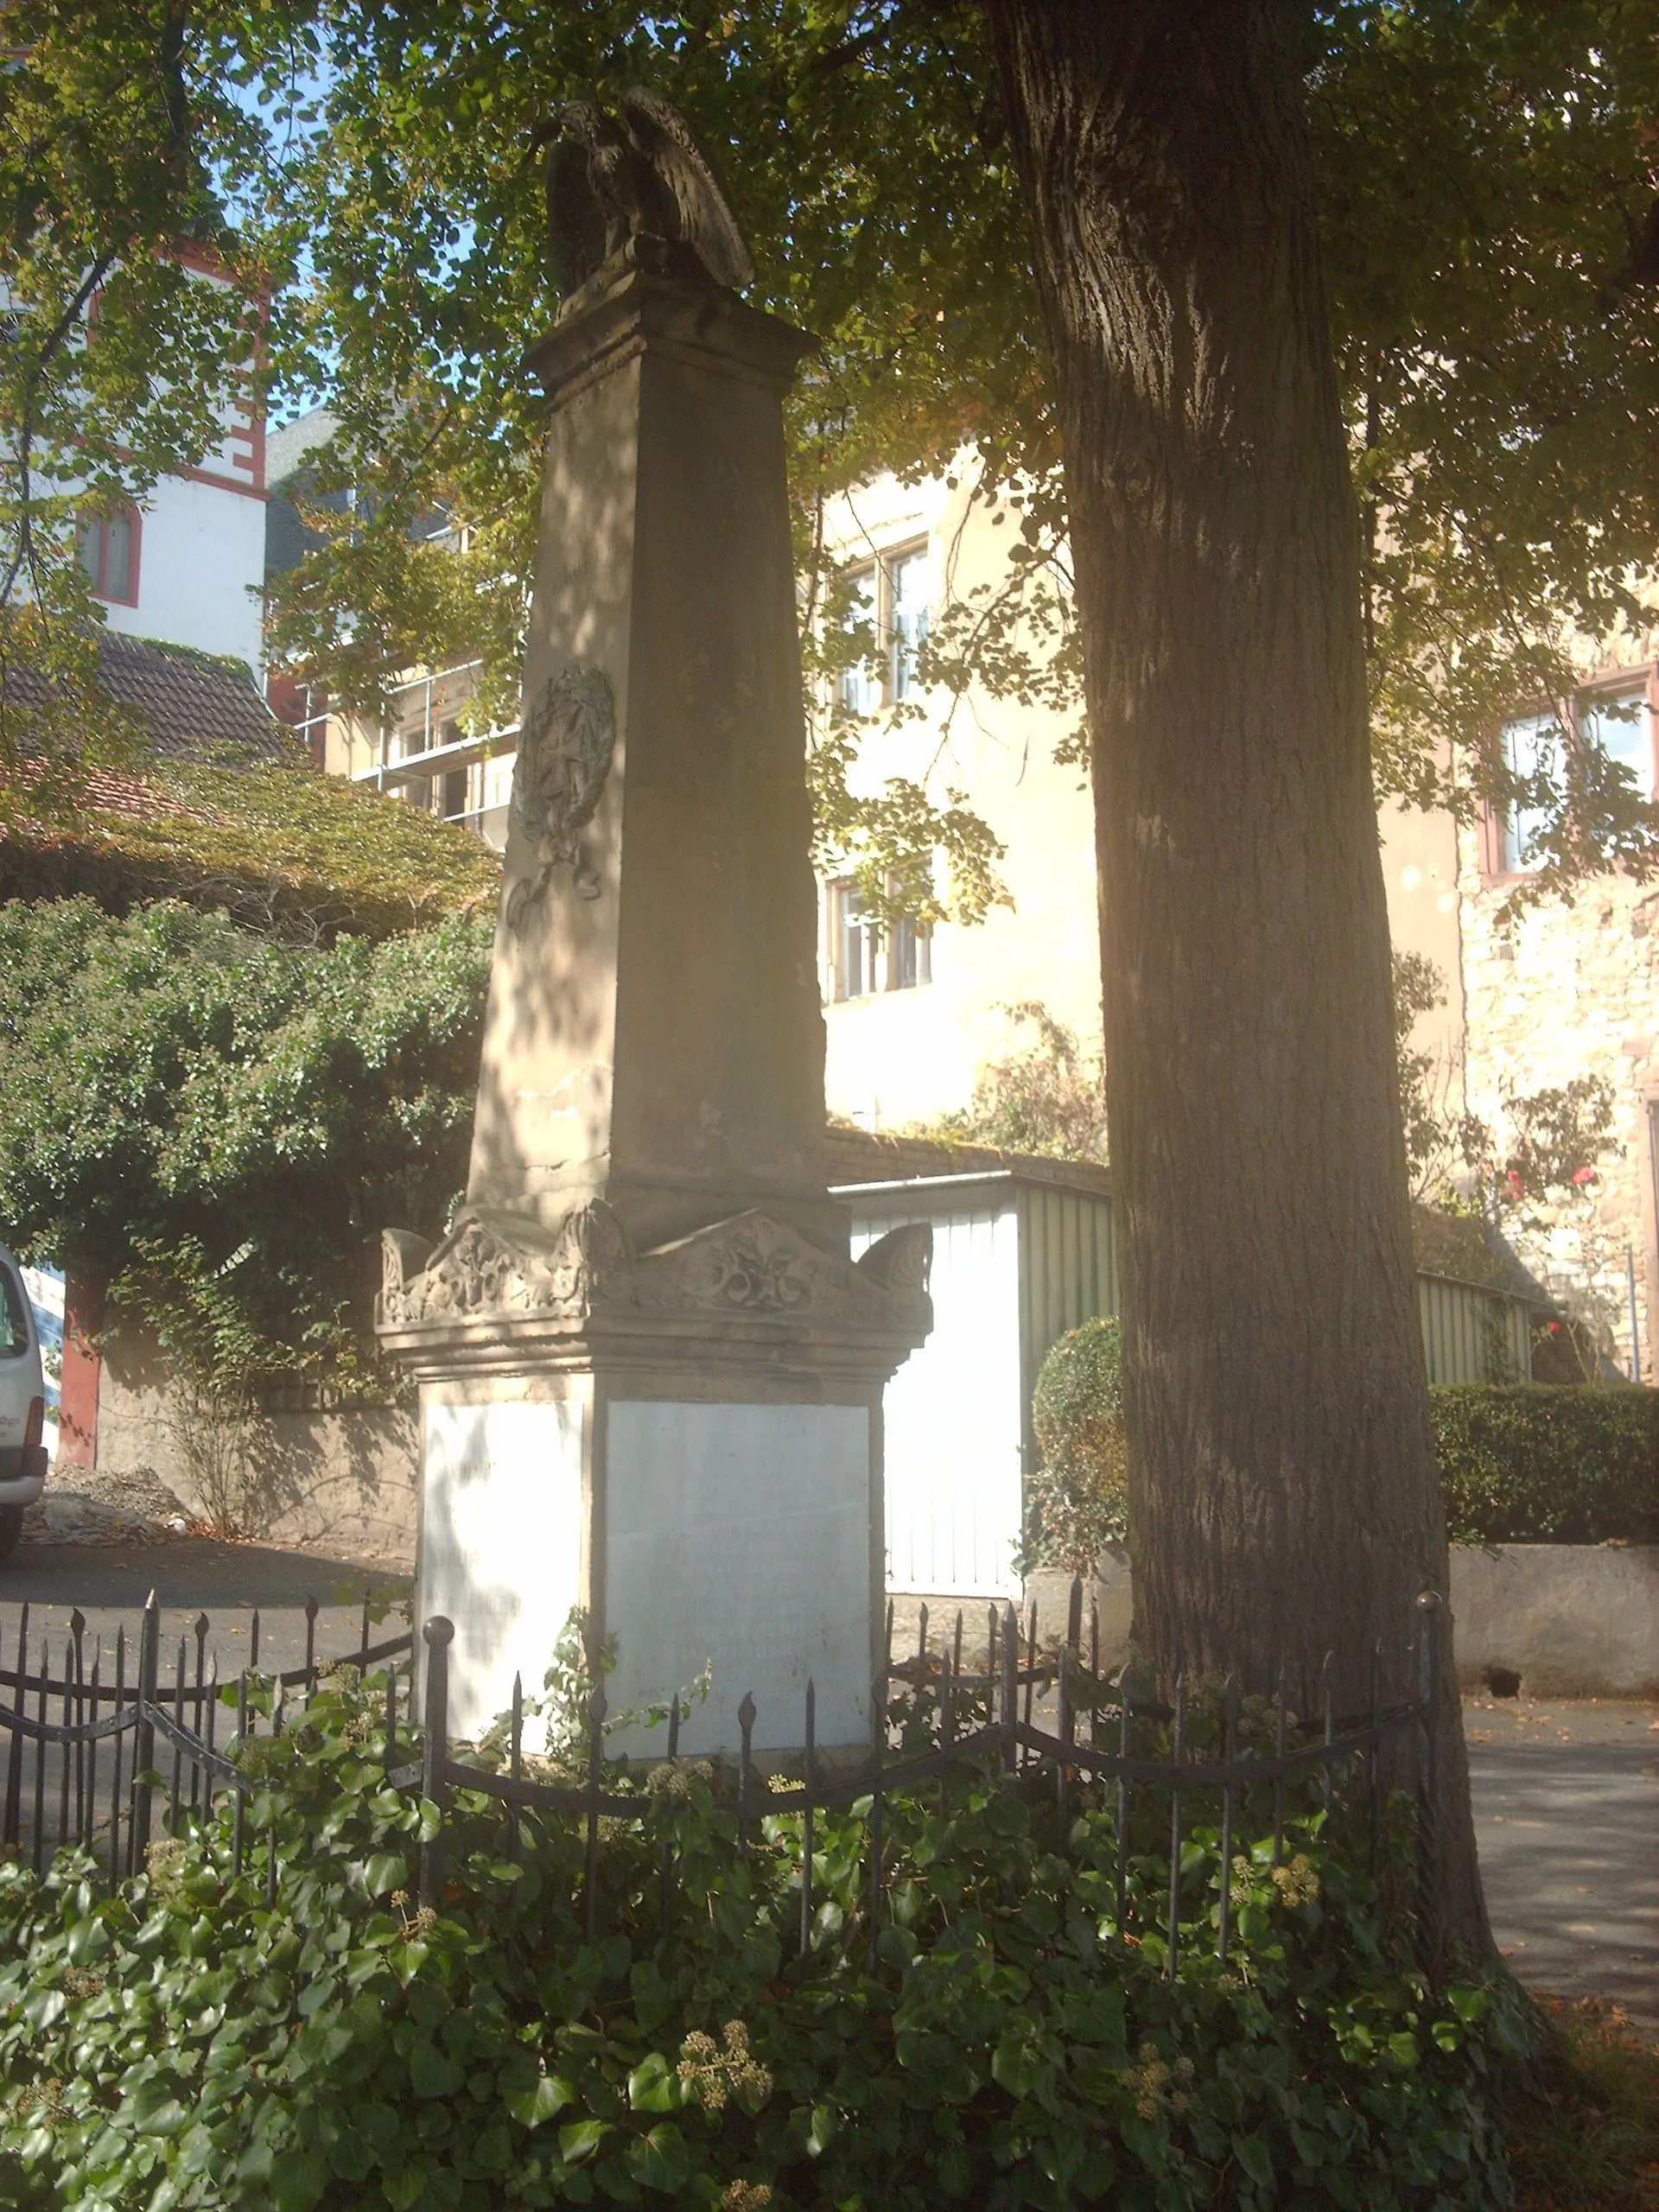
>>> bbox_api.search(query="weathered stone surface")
[1452,1543,1659,1697]
[465,255,836,1256]
[378,1208,931,1385]
[378,251,932,1744]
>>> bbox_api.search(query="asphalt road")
[0,1539,412,1682]
[1465,1695,1659,2037]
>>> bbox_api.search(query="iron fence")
[0,1584,1446,1973]
[404,1587,1447,1972]
[0,1590,414,1887]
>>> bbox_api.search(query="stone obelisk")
[377,112,929,1756]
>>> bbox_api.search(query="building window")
[1498,710,1565,872]
[888,543,929,702]
[889,912,931,989]
[833,542,930,715]
[76,506,139,606]
[1581,683,1655,799]
[1497,682,1655,874]
[830,879,932,1000]
[837,565,880,717]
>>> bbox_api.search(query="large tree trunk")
[982,0,1487,1955]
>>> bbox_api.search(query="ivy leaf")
[505,2074,574,2129]
[627,2122,690,2194]
[558,2120,608,2164]
[1232,2134,1274,2190]
[130,2075,190,2137]
[627,2054,679,2113]
[382,2167,429,2212]
[67,1914,113,1964]
[359,1853,409,1898]
[270,2150,327,2212]
[22,1988,66,2030]
[409,2043,465,2100]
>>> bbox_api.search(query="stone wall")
[1452,1543,1659,1698]
[899,1543,1659,1700]
[95,1346,418,1571]
[1459,658,1659,1381]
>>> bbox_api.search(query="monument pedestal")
[378,245,930,1755]
[380,1207,928,1752]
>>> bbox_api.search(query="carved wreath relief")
[505,662,616,931]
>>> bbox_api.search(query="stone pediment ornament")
[505,662,616,931]
[629,1211,931,1321]
[379,1205,930,1335]
[379,1199,632,1326]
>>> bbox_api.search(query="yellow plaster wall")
[817,470,1103,1131]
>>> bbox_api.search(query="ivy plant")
[0,1662,1528,2212]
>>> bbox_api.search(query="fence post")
[3,1604,26,1847]
[799,1679,817,1958]
[867,1669,887,1974]
[1414,1589,1441,1969]
[417,1616,454,1911]
[1000,1602,1018,1776]
[131,1592,161,1867]
[1166,1671,1186,1979]
[582,1681,607,1946]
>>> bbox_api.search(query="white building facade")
[77,247,267,673]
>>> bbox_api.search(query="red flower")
[1504,1167,1526,1199]
[1572,1166,1597,1187]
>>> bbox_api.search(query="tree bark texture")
[982,0,1487,1954]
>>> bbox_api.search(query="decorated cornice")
[377,1202,931,1377]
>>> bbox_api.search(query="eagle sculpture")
[534,87,755,299]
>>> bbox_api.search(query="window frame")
[832,537,930,718]
[827,876,933,1001]
[1483,666,1659,882]
[76,505,141,607]
[885,538,930,705]
[836,563,881,719]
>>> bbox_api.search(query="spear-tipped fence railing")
[0,1584,1447,1971]
[0,1590,414,1888]
[399,1589,1447,1971]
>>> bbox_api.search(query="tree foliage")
[0,2,315,804]
[916,1001,1107,1160]
[0,898,491,1391]
[7,5,1656,880]
[250,0,1659,901]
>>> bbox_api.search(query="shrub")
[0,897,492,1395]
[1022,1317,1128,1574]
[0,1668,1522,2212]
[1430,1384,1659,1546]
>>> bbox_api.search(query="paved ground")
[0,1539,411,1681]
[1465,1694,1659,2037]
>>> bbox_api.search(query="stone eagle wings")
[536,87,755,299]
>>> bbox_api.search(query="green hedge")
[1431,1385,1659,1546]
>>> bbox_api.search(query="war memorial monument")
[377,92,931,1755]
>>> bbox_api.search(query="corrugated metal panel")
[1416,1273,1532,1383]
[1015,1184,1118,1480]
[852,1196,1024,1598]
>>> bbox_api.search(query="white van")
[0,1242,48,1563]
